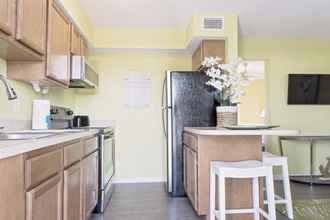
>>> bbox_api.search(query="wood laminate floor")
[90,181,330,220]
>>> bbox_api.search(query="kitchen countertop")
[0,129,99,160]
[184,127,300,136]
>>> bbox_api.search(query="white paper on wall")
[124,72,151,108]
[245,60,265,80]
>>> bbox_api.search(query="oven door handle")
[101,136,115,184]
[112,138,115,178]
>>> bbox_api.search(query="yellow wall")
[74,52,191,182]
[239,80,266,124]
[93,28,186,50]
[92,15,238,63]
[240,40,330,175]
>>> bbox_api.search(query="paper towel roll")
[32,100,50,130]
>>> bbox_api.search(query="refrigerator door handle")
[161,76,168,138]
[161,107,167,138]
[161,106,172,138]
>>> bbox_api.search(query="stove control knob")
[66,110,74,116]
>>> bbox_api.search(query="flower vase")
[216,106,238,128]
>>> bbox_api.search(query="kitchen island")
[183,127,299,220]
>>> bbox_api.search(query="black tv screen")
[288,74,330,105]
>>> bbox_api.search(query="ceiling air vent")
[203,17,224,31]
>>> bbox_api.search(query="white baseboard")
[112,178,166,184]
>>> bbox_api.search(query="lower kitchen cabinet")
[183,132,264,220]
[82,151,99,219]
[64,162,82,220]
[0,135,99,220]
[26,174,62,220]
[183,145,198,211]
[0,155,25,220]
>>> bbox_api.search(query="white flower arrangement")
[202,57,257,106]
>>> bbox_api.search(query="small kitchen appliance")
[73,115,90,128]
[32,100,51,130]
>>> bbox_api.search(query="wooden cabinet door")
[186,147,198,210]
[46,0,71,86]
[183,146,187,192]
[203,40,226,63]
[26,174,62,220]
[0,0,15,35]
[82,152,98,219]
[64,162,82,220]
[16,0,47,54]
[192,44,202,71]
[70,25,81,55]
[192,40,226,70]
[80,38,88,57]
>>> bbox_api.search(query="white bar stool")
[210,160,276,220]
[263,152,294,219]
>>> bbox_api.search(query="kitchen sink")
[0,132,58,141]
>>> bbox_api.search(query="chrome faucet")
[0,74,17,100]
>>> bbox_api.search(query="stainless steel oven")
[95,128,115,213]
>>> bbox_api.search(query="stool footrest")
[275,194,284,201]
[264,194,287,204]
[214,208,255,216]
[214,208,271,218]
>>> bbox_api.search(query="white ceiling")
[79,0,330,39]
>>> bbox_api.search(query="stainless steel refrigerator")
[162,70,217,197]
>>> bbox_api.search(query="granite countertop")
[184,127,300,136]
[0,129,99,160]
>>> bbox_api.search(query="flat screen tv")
[288,74,330,105]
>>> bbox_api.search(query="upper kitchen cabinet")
[0,0,43,61]
[16,0,47,55]
[8,0,71,87]
[46,0,71,85]
[192,40,226,70]
[0,0,14,35]
[70,25,81,55]
[80,38,88,57]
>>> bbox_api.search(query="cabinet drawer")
[183,133,198,152]
[84,137,98,157]
[64,141,82,168]
[25,149,62,189]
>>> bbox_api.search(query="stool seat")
[262,152,293,219]
[210,160,277,220]
[212,160,271,178]
[213,160,263,169]
[263,152,288,165]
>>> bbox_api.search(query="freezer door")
[170,71,216,196]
